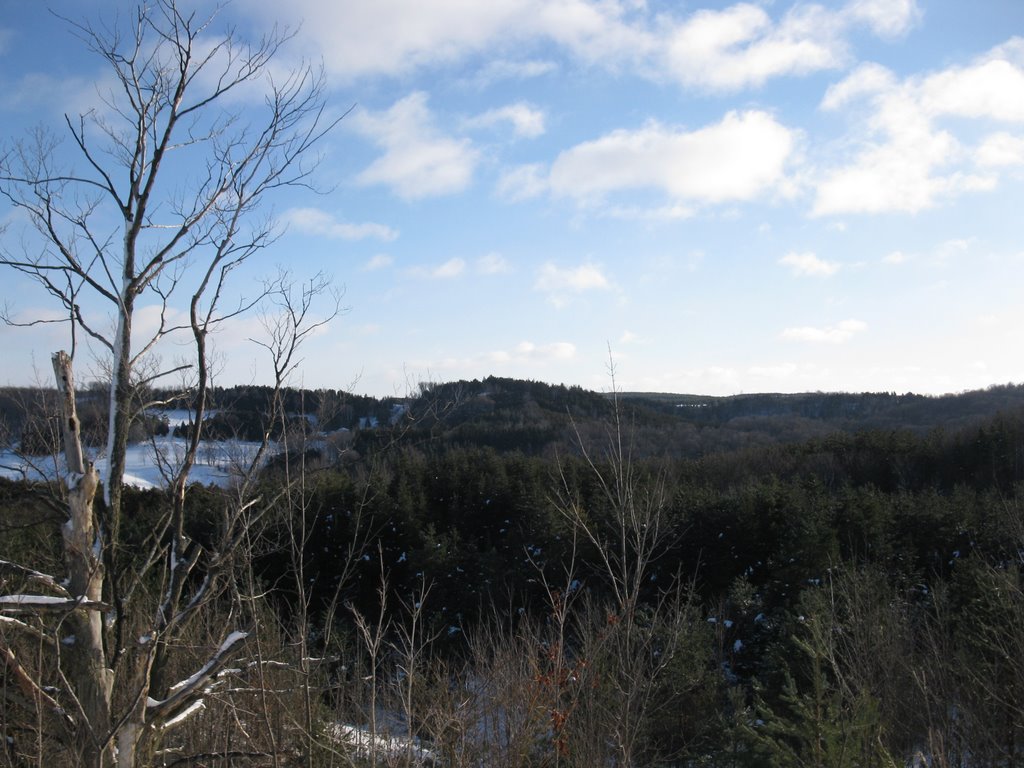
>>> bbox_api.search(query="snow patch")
[0,594,98,608]
[163,699,206,729]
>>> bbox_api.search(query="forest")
[1,2,1021,764]
[3,375,1024,766]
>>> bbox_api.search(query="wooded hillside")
[3,377,1024,765]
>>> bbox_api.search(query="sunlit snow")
[0,411,270,489]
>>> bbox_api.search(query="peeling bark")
[53,351,115,768]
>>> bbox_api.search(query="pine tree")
[744,595,900,768]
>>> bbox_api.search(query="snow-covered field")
[0,411,268,489]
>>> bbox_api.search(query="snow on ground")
[0,450,59,484]
[327,723,436,766]
[0,433,269,490]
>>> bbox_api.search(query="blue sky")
[2,0,1024,397]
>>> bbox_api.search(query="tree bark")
[105,291,133,537]
[53,351,115,767]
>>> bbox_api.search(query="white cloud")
[782,319,867,344]
[0,71,114,116]
[239,0,649,82]
[490,340,577,364]
[780,252,840,276]
[466,102,546,138]
[825,49,1024,124]
[662,3,847,91]
[933,238,973,263]
[813,139,995,215]
[248,0,526,81]
[415,339,576,378]
[842,0,921,38]
[820,62,896,110]
[470,58,558,86]
[132,304,187,348]
[536,263,609,291]
[815,66,965,214]
[352,93,479,200]
[814,41,1024,215]
[658,0,919,92]
[426,258,467,279]
[549,110,795,206]
[281,207,398,241]
[525,0,655,65]
[882,250,909,265]
[975,132,1024,167]
[477,253,512,274]
[747,362,800,380]
[496,164,549,201]
[606,203,693,221]
[241,0,920,92]
[535,262,611,307]
[919,57,1024,122]
[363,254,394,271]
[403,258,466,279]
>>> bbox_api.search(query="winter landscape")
[2,0,1024,766]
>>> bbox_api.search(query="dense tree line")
[254,394,1024,763]
[5,379,1024,765]
[7,376,1024,459]
[169,388,1024,768]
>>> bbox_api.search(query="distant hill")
[619,384,1024,431]
[389,378,1024,459]
[5,377,1024,460]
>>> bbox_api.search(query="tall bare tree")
[552,358,696,766]
[0,2,339,765]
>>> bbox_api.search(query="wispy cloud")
[0,71,111,115]
[782,319,867,343]
[619,330,647,345]
[433,258,466,278]
[606,203,694,221]
[411,339,577,379]
[780,252,840,276]
[363,254,394,271]
[282,207,398,241]
[466,102,546,138]
[243,0,921,92]
[496,164,549,201]
[490,340,577,364]
[407,258,466,279]
[882,250,909,265]
[240,0,647,83]
[842,0,921,38]
[352,93,479,200]
[534,262,612,307]
[662,4,845,91]
[470,58,557,87]
[477,253,512,274]
[975,132,1024,167]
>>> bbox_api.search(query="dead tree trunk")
[52,351,115,767]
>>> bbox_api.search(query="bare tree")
[0,2,340,766]
[348,552,392,768]
[551,356,696,766]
